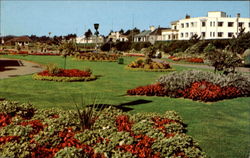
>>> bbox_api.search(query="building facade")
[107,32,128,42]
[174,11,250,40]
[76,35,104,44]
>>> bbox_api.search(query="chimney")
[150,26,155,32]
[185,14,190,19]
[237,13,240,18]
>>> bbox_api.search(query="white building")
[174,11,250,40]
[76,35,104,44]
[107,32,128,42]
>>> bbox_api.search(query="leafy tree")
[59,40,77,69]
[229,30,250,55]
[84,29,93,43]
[205,49,242,74]
[119,29,124,34]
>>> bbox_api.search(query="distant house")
[134,26,155,42]
[76,35,104,44]
[5,36,32,46]
[148,27,170,44]
[107,32,128,42]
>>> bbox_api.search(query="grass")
[0,55,250,158]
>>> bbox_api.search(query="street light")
[94,23,99,53]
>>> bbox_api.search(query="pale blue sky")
[1,1,249,36]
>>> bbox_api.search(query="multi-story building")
[174,11,250,40]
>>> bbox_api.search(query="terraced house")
[174,11,250,40]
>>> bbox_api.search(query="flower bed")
[124,53,145,57]
[0,101,206,157]
[127,58,174,72]
[75,53,119,62]
[0,50,60,56]
[127,70,250,102]
[168,56,204,63]
[33,69,97,82]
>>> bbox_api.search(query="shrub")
[45,63,61,75]
[32,74,97,82]
[117,57,124,64]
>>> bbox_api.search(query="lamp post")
[94,23,99,53]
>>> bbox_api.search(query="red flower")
[0,113,12,128]
[127,84,166,96]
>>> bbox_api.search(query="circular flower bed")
[33,69,96,82]
[126,58,174,72]
[75,53,119,62]
[127,70,250,102]
[0,101,206,158]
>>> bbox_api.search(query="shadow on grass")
[87,99,152,112]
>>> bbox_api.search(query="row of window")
[180,22,250,28]
[180,32,235,38]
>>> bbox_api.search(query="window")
[181,23,184,28]
[181,33,184,37]
[190,32,193,37]
[228,22,234,27]
[168,35,171,39]
[213,32,215,37]
[238,22,243,27]
[218,32,223,37]
[228,32,233,37]
[218,22,223,27]
[186,23,189,28]
[202,22,206,27]
[185,33,188,37]
[202,32,206,37]
[210,32,212,37]
[174,26,177,29]
[210,22,212,27]
[191,22,194,27]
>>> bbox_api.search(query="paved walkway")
[0,58,44,79]
[153,58,250,73]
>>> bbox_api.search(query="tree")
[59,40,77,69]
[84,29,93,43]
[119,29,124,34]
[205,49,242,74]
[229,30,250,55]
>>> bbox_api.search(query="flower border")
[32,74,97,82]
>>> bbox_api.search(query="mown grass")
[0,55,249,158]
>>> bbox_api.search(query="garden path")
[0,58,44,79]
[153,58,250,73]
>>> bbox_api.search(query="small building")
[134,26,156,42]
[5,36,32,46]
[107,32,128,42]
[76,35,104,44]
[148,27,169,44]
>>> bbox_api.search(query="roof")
[7,36,32,42]
[134,30,151,37]
[149,28,169,36]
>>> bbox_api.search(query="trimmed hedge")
[0,101,206,158]
[32,74,97,82]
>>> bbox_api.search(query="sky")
[0,1,249,37]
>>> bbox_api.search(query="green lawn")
[0,55,250,158]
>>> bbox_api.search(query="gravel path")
[153,58,250,73]
[0,58,44,79]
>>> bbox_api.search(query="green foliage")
[115,41,132,52]
[242,49,250,67]
[45,63,61,75]
[117,57,124,64]
[55,147,85,158]
[205,49,242,74]
[204,43,216,53]
[229,31,250,54]
[0,100,35,118]
[131,42,152,51]
[32,74,97,82]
